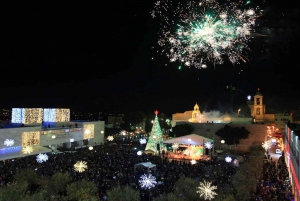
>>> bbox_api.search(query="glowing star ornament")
[107,136,114,141]
[36,153,48,163]
[74,161,88,173]
[152,0,263,68]
[196,180,218,200]
[191,159,197,165]
[4,139,14,146]
[204,141,213,149]
[139,174,157,189]
[22,146,33,154]
[225,156,232,163]
[140,138,147,144]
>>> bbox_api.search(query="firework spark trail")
[151,0,262,68]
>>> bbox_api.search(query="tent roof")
[134,162,156,169]
[163,134,213,145]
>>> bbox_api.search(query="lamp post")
[221,140,225,151]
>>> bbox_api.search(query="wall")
[180,123,266,152]
[0,126,41,149]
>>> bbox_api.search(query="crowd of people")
[250,153,294,201]
[0,142,241,200]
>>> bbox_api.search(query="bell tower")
[253,88,265,122]
[191,102,201,122]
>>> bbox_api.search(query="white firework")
[4,139,14,146]
[140,138,147,144]
[139,173,157,189]
[152,0,263,68]
[74,161,88,173]
[225,156,232,163]
[204,141,213,149]
[196,180,218,200]
[22,146,33,154]
[262,140,271,150]
[107,136,114,141]
[36,153,49,163]
[172,143,179,149]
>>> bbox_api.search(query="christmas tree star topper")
[154,110,159,115]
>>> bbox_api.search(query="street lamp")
[238,109,241,116]
[221,140,225,150]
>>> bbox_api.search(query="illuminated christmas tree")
[145,110,167,154]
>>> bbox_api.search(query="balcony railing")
[41,127,82,135]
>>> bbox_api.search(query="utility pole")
[226,84,235,113]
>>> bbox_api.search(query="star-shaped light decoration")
[139,173,157,189]
[262,140,271,150]
[196,180,218,200]
[225,156,232,163]
[4,139,14,146]
[36,153,49,163]
[74,161,88,173]
[22,146,33,154]
[191,159,197,165]
[140,138,147,144]
[204,141,213,149]
[107,136,114,141]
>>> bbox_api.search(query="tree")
[215,125,250,145]
[64,179,98,201]
[107,185,140,201]
[13,168,40,193]
[43,172,71,198]
[153,193,186,201]
[0,181,28,201]
[123,112,146,131]
[170,124,194,137]
[173,176,199,201]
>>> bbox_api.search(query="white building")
[0,108,105,161]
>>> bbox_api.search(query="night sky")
[0,0,299,115]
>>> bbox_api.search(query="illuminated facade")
[172,103,243,125]
[0,120,105,161]
[12,108,71,124]
[83,124,94,139]
[12,108,43,124]
[43,108,70,122]
[284,124,300,201]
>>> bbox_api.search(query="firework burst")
[262,140,271,150]
[107,136,114,141]
[4,139,14,146]
[196,180,218,200]
[151,0,262,68]
[204,141,213,149]
[74,161,88,173]
[22,146,33,154]
[139,174,157,189]
[36,153,49,163]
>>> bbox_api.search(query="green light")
[246,1,250,4]
[178,66,182,70]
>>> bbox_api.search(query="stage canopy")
[134,162,156,173]
[163,134,213,145]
